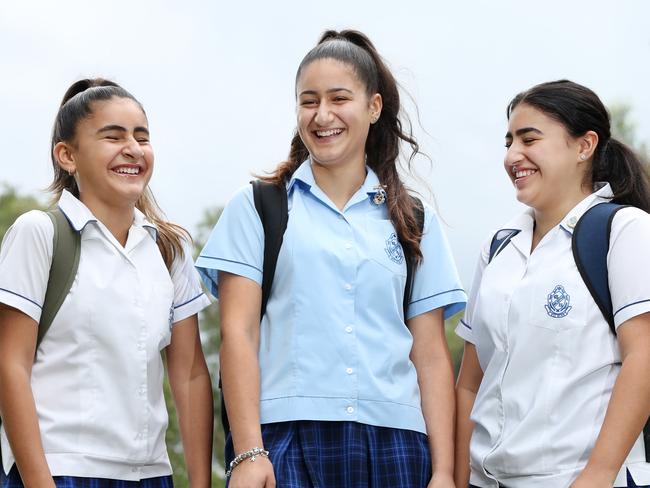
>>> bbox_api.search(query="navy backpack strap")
[251,179,289,319]
[571,202,628,336]
[404,197,425,319]
[488,229,520,263]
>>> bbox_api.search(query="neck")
[79,193,135,246]
[532,186,592,251]
[311,159,367,210]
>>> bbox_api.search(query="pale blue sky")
[1,0,649,283]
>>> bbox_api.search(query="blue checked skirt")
[0,466,172,488]
[225,420,432,487]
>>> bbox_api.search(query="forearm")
[454,385,477,488]
[581,351,650,483]
[417,352,455,476]
[172,367,214,487]
[0,366,54,488]
[220,334,264,454]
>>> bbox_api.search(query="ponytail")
[593,138,650,212]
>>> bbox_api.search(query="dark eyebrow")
[97,125,149,135]
[298,88,354,97]
[505,127,543,139]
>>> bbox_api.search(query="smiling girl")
[0,79,213,487]
[454,80,650,488]
[196,30,466,488]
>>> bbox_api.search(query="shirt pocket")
[530,273,588,332]
[363,219,407,277]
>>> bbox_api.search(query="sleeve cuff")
[0,288,41,323]
[614,298,650,331]
[406,288,467,321]
[195,256,263,298]
[455,317,475,343]
[173,292,212,324]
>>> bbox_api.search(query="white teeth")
[114,167,140,175]
[515,169,536,179]
[316,129,343,137]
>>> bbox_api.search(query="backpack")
[0,208,81,467]
[219,180,425,440]
[488,202,650,462]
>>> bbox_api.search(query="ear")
[369,93,383,124]
[578,130,599,162]
[53,142,77,175]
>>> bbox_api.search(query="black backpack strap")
[403,197,425,319]
[219,181,289,445]
[251,180,289,319]
[488,229,520,263]
[572,202,627,336]
[40,208,81,348]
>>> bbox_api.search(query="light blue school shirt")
[196,161,466,434]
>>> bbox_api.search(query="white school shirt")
[0,190,210,480]
[196,161,467,433]
[456,183,650,488]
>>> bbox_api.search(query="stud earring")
[580,154,587,161]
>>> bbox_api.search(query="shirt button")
[567,216,578,228]
[345,326,353,333]
[344,283,352,291]
[346,368,353,375]
[346,406,354,414]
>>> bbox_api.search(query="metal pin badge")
[373,186,386,205]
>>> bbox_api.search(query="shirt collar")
[558,182,614,234]
[57,189,158,240]
[287,159,383,205]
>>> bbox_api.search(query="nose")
[314,101,334,126]
[122,137,145,159]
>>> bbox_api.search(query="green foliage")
[0,184,45,238]
[609,103,650,164]
[445,312,464,375]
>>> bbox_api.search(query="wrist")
[226,446,270,478]
[580,462,618,484]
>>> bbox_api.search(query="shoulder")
[2,210,54,247]
[610,206,650,240]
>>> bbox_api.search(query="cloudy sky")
[1,0,649,283]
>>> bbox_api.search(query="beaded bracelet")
[225,446,270,478]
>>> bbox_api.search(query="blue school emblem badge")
[385,233,404,264]
[545,285,572,318]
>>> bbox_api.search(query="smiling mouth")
[315,128,343,138]
[112,166,141,176]
[514,168,537,180]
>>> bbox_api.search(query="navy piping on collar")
[408,288,465,306]
[0,288,42,309]
[460,318,472,330]
[56,204,92,233]
[197,256,262,274]
[174,292,206,310]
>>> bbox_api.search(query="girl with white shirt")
[196,30,466,488]
[0,79,213,487]
[454,80,650,488]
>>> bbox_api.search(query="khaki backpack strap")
[38,208,81,349]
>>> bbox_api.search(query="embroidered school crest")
[545,285,572,318]
[384,233,404,264]
[168,305,175,331]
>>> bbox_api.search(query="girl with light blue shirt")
[197,30,466,488]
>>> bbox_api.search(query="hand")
[428,471,455,488]
[228,456,275,488]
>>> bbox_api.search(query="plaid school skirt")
[0,466,173,488]
[225,420,432,487]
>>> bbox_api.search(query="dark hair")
[507,80,650,212]
[50,78,189,268]
[262,29,424,262]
